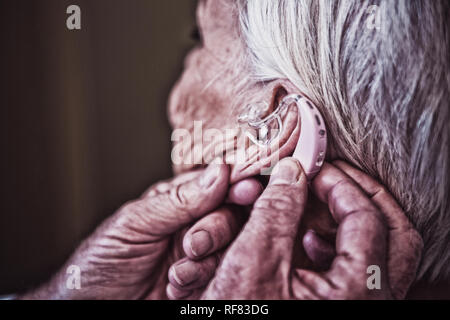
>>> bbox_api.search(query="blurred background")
[0,0,197,294]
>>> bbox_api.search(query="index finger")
[311,163,389,293]
[332,160,415,232]
[332,160,423,299]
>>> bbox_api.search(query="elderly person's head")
[168,0,449,283]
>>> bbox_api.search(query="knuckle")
[404,228,424,261]
[168,183,198,217]
[343,207,385,231]
[332,178,355,194]
[255,195,297,214]
[409,229,424,252]
[169,179,217,216]
[376,186,388,197]
[171,184,190,209]
[210,211,229,228]
[153,180,171,192]
[193,211,234,243]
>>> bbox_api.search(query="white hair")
[238,0,450,282]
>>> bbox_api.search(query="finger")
[311,163,389,295]
[242,157,308,263]
[332,160,423,299]
[166,284,205,300]
[302,229,335,270]
[226,178,264,206]
[151,172,263,206]
[119,163,230,238]
[186,289,205,300]
[183,207,244,259]
[168,255,219,291]
[332,160,420,233]
[166,283,192,300]
[203,158,308,299]
[250,157,308,244]
[292,269,332,299]
[143,171,201,197]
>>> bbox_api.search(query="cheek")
[168,48,254,174]
[168,49,236,131]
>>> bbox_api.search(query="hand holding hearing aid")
[165,159,422,300]
[167,95,422,300]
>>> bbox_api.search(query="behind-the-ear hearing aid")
[238,94,327,180]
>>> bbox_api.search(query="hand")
[169,158,423,299]
[19,162,261,300]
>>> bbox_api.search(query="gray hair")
[238,0,450,282]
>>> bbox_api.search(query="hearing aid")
[238,94,327,180]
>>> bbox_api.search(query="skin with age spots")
[167,0,339,286]
[166,0,422,299]
[169,0,303,183]
[168,158,422,300]
[18,0,423,300]
[19,163,263,300]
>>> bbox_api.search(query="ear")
[228,79,303,183]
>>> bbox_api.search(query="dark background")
[0,0,197,294]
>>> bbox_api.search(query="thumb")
[203,158,308,299]
[116,162,230,239]
[250,157,308,244]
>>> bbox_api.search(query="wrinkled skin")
[166,0,422,299]
[20,0,424,300]
[168,159,423,300]
[167,0,337,280]
[20,158,422,300]
[20,163,263,299]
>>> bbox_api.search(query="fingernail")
[269,158,301,185]
[167,284,192,299]
[190,230,213,257]
[200,164,221,188]
[172,261,199,286]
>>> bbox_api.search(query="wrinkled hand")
[20,162,262,300]
[168,158,423,300]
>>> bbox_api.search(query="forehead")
[196,0,239,39]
